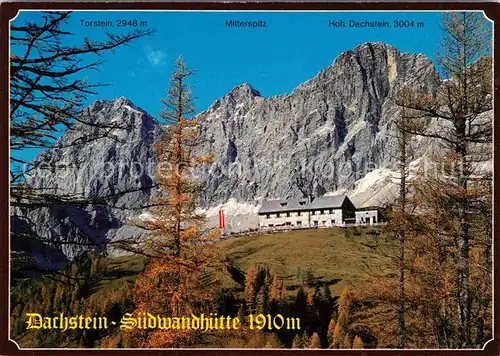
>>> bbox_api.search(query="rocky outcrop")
[194,42,440,205]
[12,98,161,262]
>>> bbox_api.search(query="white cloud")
[145,46,167,67]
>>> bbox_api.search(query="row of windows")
[264,209,339,219]
[266,219,337,228]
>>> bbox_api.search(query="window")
[269,224,274,227]
[297,211,302,216]
[285,222,292,226]
[322,221,326,225]
[299,201,306,206]
[331,219,335,224]
[320,210,324,214]
[297,221,302,226]
[280,202,287,207]
[313,220,318,227]
[330,209,334,214]
[286,212,291,217]
[266,214,270,219]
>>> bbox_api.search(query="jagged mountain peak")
[291,41,439,101]
[81,96,157,129]
[88,96,146,114]
[227,83,261,100]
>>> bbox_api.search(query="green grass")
[80,227,392,301]
[218,227,392,296]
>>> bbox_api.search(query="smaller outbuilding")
[355,206,385,225]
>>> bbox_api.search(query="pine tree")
[352,335,364,349]
[295,286,306,310]
[322,285,332,304]
[306,288,320,331]
[292,333,302,348]
[309,332,321,348]
[256,284,269,315]
[390,87,418,348]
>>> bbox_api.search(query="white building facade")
[355,209,381,224]
[258,195,358,230]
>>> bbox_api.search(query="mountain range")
[11,42,492,266]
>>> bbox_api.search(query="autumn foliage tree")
[309,332,321,348]
[391,12,492,348]
[352,335,365,349]
[327,317,336,347]
[124,57,221,347]
[244,267,259,313]
[9,11,152,276]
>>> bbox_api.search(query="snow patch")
[138,212,154,221]
[123,104,142,114]
[352,168,397,196]
[201,198,260,217]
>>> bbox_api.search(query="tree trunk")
[396,123,407,348]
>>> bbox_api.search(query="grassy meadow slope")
[91,226,392,299]
[13,226,393,348]
[219,227,392,296]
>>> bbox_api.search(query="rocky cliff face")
[14,42,469,262]
[194,42,440,205]
[12,98,161,261]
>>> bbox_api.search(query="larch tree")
[269,272,285,314]
[388,86,424,348]
[10,11,152,276]
[332,309,349,348]
[309,332,321,349]
[337,287,352,316]
[394,12,492,347]
[352,335,365,349]
[327,317,337,347]
[300,332,310,348]
[126,57,221,347]
[244,267,260,313]
[342,334,352,349]
[292,333,302,348]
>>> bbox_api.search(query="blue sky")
[11,10,487,165]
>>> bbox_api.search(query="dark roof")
[258,198,310,214]
[356,206,380,212]
[258,195,349,214]
[307,195,347,210]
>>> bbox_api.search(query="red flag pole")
[219,210,225,236]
